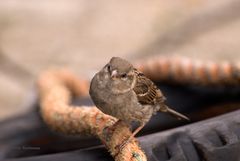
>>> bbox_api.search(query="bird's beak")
[111,70,117,78]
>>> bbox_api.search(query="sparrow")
[89,57,189,149]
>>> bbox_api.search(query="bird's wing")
[133,69,165,105]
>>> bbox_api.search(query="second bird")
[89,57,189,148]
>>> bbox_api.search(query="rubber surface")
[1,84,240,161]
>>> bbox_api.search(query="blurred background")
[1,0,240,121]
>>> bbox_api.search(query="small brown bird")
[89,57,189,148]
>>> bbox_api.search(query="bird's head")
[102,57,135,90]
[108,57,133,78]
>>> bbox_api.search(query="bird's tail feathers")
[159,105,190,121]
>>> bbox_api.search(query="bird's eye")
[121,73,127,78]
[107,65,111,71]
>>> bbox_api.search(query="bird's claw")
[114,138,129,155]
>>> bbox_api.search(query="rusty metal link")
[135,56,240,86]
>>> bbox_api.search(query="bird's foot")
[114,137,132,157]
[107,119,121,134]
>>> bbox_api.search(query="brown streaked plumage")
[133,69,165,106]
[89,57,189,150]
